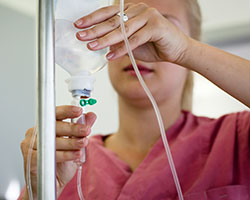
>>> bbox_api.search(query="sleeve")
[237,111,250,139]
[236,111,250,191]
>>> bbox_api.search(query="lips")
[123,64,154,76]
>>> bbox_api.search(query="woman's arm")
[181,39,250,107]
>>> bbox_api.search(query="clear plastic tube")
[26,124,37,200]
[119,1,184,199]
[71,96,86,200]
[77,165,85,200]
[71,96,87,164]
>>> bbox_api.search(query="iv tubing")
[119,1,184,199]
[74,106,86,200]
[77,165,85,200]
[26,125,37,200]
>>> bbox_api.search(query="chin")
[119,94,154,108]
[117,83,167,109]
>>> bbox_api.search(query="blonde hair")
[181,0,202,111]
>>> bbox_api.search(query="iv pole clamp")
[37,0,56,199]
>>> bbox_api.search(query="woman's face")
[108,0,191,107]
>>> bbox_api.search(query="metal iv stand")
[37,0,56,199]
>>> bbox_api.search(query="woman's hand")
[74,3,190,64]
[20,105,97,199]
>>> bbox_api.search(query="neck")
[115,96,182,152]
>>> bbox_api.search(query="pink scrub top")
[19,111,250,200]
[58,111,250,200]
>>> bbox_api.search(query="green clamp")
[80,98,97,107]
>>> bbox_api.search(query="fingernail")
[83,138,89,147]
[78,31,87,38]
[106,52,115,60]
[78,138,89,147]
[80,126,89,135]
[74,20,83,27]
[74,151,81,157]
[73,107,82,113]
[77,138,85,145]
[88,41,99,49]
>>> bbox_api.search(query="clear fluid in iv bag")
[55,0,110,22]
[55,19,108,76]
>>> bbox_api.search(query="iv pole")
[37,0,56,199]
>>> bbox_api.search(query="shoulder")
[178,110,250,149]
[183,110,250,133]
[182,110,250,151]
[235,111,250,134]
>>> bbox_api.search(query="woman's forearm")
[180,39,250,107]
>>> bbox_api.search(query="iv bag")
[55,0,110,92]
[55,0,110,21]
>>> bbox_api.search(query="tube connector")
[80,98,97,107]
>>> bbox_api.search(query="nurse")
[20,0,250,199]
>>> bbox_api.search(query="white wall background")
[0,0,249,199]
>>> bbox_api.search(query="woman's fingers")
[56,112,96,137]
[87,13,148,51]
[56,150,82,163]
[56,105,83,121]
[76,3,148,42]
[74,3,188,63]
[56,121,91,137]
[84,112,97,127]
[24,121,90,146]
[76,14,121,41]
[56,106,97,125]
[25,127,35,137]
[107,25,153,60]
[75,4,155,60]
[24,148,83,166]
[29,150,38,174]
[24,112,97,150]
[74,4,132,29]
[56,137,89,150]
[74,5,119,28]
[25,114,96,150]
[31,136,89,150]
